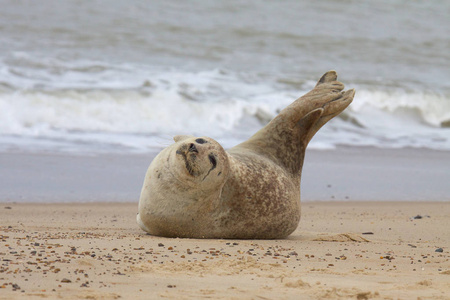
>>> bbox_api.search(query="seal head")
[171,136,229,188]
[137,136,230,237]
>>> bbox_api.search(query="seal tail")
[136,213,150,233]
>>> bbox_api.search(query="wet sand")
[0,202,449,299]
[1,147,450,202]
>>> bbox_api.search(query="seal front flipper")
[136,213,150,233]
[173,135,194,142]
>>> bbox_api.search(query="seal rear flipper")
[316,70,337,86]
[230,71,354,175]
[305,89,355,142]
[296,108,324,143]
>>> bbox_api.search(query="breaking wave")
[1,67,449,153]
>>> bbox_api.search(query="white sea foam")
[1,68,449,153]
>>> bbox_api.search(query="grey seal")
[137,71,355,239]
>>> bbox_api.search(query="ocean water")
[1,0,449,154]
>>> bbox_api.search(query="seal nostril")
[188,143,198,153]
[208,154,217,169]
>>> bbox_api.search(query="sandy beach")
[1,148,449,299]
[1,201,448,299]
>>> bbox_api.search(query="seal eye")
[188,143,198,153]
[195,138,207,144]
